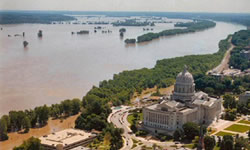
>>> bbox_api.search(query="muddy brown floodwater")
[0,19,246,116]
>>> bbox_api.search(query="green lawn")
[215,131,235,136]
[224,124,250,133]
[127,114,134,125]
[127,113,143,125]
[238,120,250,125]
[131,139,138,149]
[184,144,194,149]
[214,145,220,150]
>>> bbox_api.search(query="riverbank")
[0,114,79,150]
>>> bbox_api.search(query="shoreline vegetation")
[125,20,216,44]
[0,12,76,24]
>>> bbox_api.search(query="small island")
[76,30,89,34]
[125,38,136,44]
[112,19,153,26]
[119,28,126,37]
[132,20,216,43]
[37,30,43,37]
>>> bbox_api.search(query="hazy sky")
[1,0,250,13]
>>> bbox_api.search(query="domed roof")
[176,65,194,83]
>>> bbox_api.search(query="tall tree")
[13,137,43,150]
[173,129,183,141]
[204,136,216,150]
[35,105,49,126]
[71,98,81,115]
[182,122,199,140]
[223,94,237,109]
[234,136,248,150]
[0,118,8,141]
[61,100,72,116]
[23,116,31,133]
[220,135,234,150]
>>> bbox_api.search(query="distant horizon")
[1,0,249,13]
[1,10,250,15]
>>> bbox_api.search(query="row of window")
[175,84,194,93]
[145,112,171,125]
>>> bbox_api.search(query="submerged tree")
[38,30,43,37]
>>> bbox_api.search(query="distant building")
[39,129,97,150]
[240,50,250,60]
[239,91,250,104]
[143,66,222,134]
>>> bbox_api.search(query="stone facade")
[171,66,195,102]
[143,66,222,134]
[239,91,250,104]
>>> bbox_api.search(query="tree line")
[0,12,76,24]
[195,75,250,96]
[229,30,250,71]
[0,98,81,141]
[112,19,153,26]
[124,20,216,43]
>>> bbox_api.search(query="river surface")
[0,18,246,115]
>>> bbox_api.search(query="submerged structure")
[39,129,96,150]
[143,66,222,134]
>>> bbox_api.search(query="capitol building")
[143,66,222,134]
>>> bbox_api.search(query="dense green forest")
[134,20,216,43]
[0,12,75,24]
[195,75,250,96]
[229,30,250,70]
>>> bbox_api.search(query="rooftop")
[70,146,91,150]
[243,91,250,96]
[39,129,96,147]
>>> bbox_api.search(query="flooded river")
[0,18,246,115]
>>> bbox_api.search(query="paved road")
[109,106,134,150]
[207,36,235,74]
[108,105,176,150]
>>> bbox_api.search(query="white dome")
[171,65,195,102]
[176,66,194,83]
